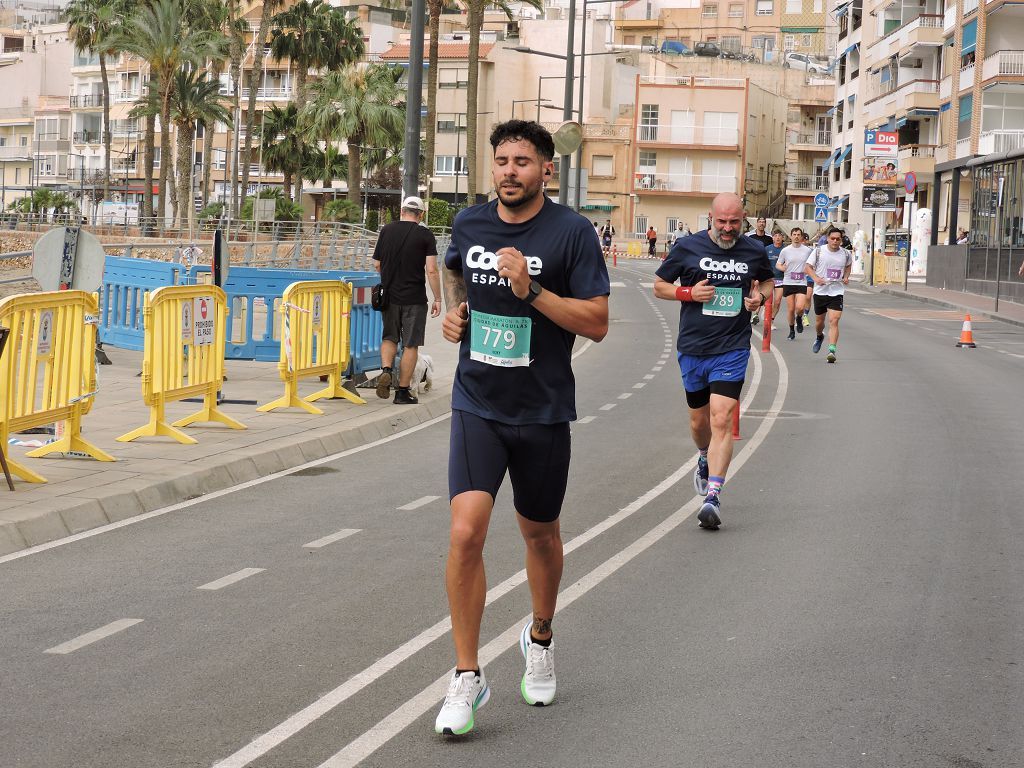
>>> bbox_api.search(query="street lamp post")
[512,98,551,120]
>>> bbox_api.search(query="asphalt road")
[2,263,1022,768]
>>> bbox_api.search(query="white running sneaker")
[434,669,490,735]
[520,621,556,706]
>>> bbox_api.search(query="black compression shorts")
[448,409,571,523]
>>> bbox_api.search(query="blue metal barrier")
[98,256,185,350]
[99,256,383,374]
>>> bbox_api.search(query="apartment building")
[930,0,1024,245]
[628,75,787,235]
[784,80,833,217]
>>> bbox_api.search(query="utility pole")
[558,0,576,207]
[403,0,425,201]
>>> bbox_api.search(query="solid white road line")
[576,416,596,424]
[197,568,265,591]
[599,404,617,411]
[396,496,440,512]
[317,344,788,767]
[209,345,779,768]
[44,619,144,655]
[304,530,361,549]
[1,340,602,567]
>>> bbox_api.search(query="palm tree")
[63,0,123,205]
[239,0,285,215]
[464,0,542,204]
[269,0,363,114]
[113,0,224,224]
[301,63,405,213]
[258,103,304,201]
[301,143,346,219]
[168,68,232,228]
[424,0,447,198]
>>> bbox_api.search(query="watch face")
[530,281,541,296]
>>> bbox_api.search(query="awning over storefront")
[896,116,908,128]
[910,108,939,117]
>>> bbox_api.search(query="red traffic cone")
[955,314,976,348]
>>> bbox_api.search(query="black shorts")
[813,294,845,314]
[382,303,427,347]
[448,409,571,523]
[782,284,806,297]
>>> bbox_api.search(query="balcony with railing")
[0,145,32,160]
[899,14,945,55]
[897,144,938,175]
[69,94,102,109]
[866,79,939,122]
[72,130,106,145]
[943,5,956,32]
[636,123,740,148]
[786,174,830,193]
[218,85,294,100]
[940,75,952,99]
[964,0,979,15]
[955,136,973,159]
[982,50,1024,81]
[638,76,746,88]
[978,129,1024,154]
[790,131,833,150]
[960,62,976,92]
[633,172,736,194]
[114,90,141,104]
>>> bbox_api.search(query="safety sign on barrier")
[312,293,322,328]
[37,310,53,355]
[194,296,214,346]
[181,302,193,342]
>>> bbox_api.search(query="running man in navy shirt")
[435,120,610,735]
[653,193,774,530]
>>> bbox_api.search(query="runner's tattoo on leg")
[532,617,552,637]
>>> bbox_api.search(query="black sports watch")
[524,280,542,304]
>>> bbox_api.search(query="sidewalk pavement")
[3,279,1021,557]
[0,312,460,557]
[865,278,1024,329]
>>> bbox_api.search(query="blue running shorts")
[449,409,571,523]
[678,348,750,407]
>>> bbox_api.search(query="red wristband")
[675,285,694,302]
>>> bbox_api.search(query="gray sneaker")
[697,495,722,530]
[693,456,709,496]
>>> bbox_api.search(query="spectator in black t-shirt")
[372,196,442,404]
[747,216,774,249]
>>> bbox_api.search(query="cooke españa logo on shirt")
[699,256,749,282]
[466,245,543,286]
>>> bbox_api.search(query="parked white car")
[783,52,831,74]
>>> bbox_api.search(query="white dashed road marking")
[599,403,617,411]
[198,568,265,591]
[618,393,633,400]
[643,374,655,380]
[633,382,646,389]
[577,416,596,424]
[609,281,626,287]
[304,529,361,549]
[44,619,144,655]
[396,496,440,511]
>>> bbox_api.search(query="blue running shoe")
[697,495,721,530]
[812,336,823,354]
[693,456,709,496]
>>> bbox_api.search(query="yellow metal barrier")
[873,254,907,284]
[258,280,366,414]
[117,285,245,444]
[0,290,113,483]
[626,240,643,257]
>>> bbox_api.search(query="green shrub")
[323,198,360,223]
[365,209,379,232]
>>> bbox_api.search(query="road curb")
[0,390,454,557]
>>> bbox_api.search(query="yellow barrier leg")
[172,392,247,431]
[2,451,48,483]
[306,373,367,406]
[117,401,198,445]
[257,379,324,415]
[27,412,115,462]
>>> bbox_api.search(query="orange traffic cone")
[956,314,977,348]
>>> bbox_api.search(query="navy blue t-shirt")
[766,243,784,280]
[656,230,774,357]
[445,197,610,425]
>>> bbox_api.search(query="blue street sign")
[814,192,829,207]
[420,106,428,118]
[814,206,829,222]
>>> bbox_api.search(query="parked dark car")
[693,41,722,57]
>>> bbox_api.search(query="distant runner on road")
[776,227,813,340]
[805,229,853,363]
[653,193,774,530]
